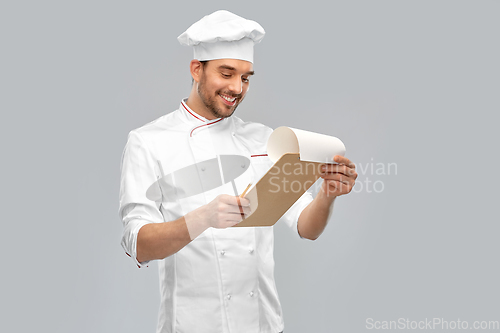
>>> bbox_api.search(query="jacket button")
[248,248,254,254]
[249,291,254,297]
[220,250,225,256]
[226,294,232,300]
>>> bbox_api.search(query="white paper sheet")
[267,126,346,163]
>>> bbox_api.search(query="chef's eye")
[242,77,250,83]
[221,73,231,78]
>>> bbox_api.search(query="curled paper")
[267,127,346,163]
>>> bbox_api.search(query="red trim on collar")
[181,101,205,122]
[251,154,268,157]
[190,118,223,137]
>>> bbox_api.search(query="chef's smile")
[219,93,237,107]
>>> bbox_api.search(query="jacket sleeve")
[279,189,314,240]
[118,131,164,268]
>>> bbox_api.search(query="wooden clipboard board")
[234,153,323,227]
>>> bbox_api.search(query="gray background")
[1,1,499,332]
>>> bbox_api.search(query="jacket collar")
[179,99,211,123]
[177,99,232,137]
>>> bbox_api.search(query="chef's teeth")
[220,94,236,102]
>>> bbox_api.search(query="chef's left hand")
[320,155,358,199]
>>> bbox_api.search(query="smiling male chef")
[119,10,357,333]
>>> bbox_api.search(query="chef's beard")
[197,74,244,119]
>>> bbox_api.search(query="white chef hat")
[177,10,265,63]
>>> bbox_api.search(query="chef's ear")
[190,60,204,83]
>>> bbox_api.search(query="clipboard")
[234,126,346,227]
[234,153,323,227]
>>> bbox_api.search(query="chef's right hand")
[202,194,251,228]
[184,194,251,240]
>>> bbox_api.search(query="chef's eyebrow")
[218,65,255,76]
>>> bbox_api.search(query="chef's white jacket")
[119,100,313,333]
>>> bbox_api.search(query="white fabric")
[119,100,313,333]
[193,38,255,63]
[177,10,265,63]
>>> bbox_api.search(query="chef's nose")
[228,77,243,95]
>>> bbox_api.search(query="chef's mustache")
[219,90,242,98]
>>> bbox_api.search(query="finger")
[235,197,251,218]
[231,198,251,218]
[322,164,348,174]
[224,215,243,224]
[321,164,358,178]
[226,204,252,216]
[224,209,250,223]
[236,200,252,219]
[235,196,250,207]
[322,171,358,182]
[236,197,245,217]
[325,180,353,195]
[333,155,355,169]
[322,173,353,186]
[225,195,250,207]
